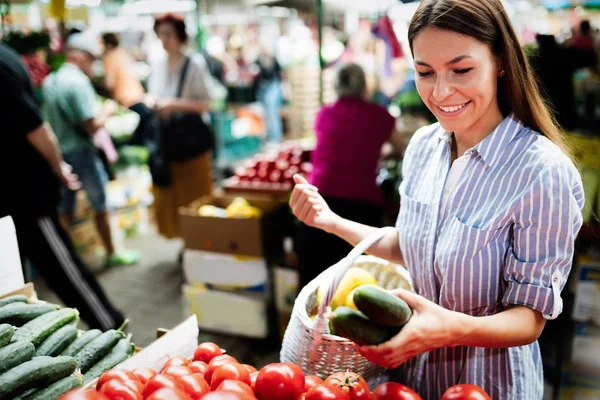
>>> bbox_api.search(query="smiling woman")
[288,0,585,399]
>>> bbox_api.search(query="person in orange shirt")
[101,32,151,145]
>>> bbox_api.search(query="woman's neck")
[454,105,504,158]
[167,50,184,71]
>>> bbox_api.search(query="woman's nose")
[433,75,453,102]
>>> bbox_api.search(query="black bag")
[161,56,215,162]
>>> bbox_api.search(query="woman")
[147,14,214,238]
[290,1,584,398]
[253,45,284,143]
[297,63,401,289]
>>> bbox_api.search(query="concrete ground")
[34,228,281,367]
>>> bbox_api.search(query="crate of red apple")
[223,144,313,196]
[59,342,490,400]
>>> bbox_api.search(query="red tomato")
[60,391,109,400]
[249,371,259,390]
[305,383,349,400]
[162,365,193,379]
[202,392,256,400]
[178,373,210,400]
[304,376,324,393]
[205,355,238,383]
[193,342,223,363]
[371,382,422,400]
[242,364,257,373]
[211,363,251,390]
[143,374,184,398]
[189,361,209,375]
[146,387,192,400]
[96,369,138,390]
[297,394,307,400]
[254,362,305,400]
[441,384,491,400]
[162,356,191,371]
[217,380,256,397]
[324,372,370,400]
[121,379,144,394]
[99,380,142,400]
[132,367,157,385]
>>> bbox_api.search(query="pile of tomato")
[59,342,490,400]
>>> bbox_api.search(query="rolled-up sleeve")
[503,162,585,319]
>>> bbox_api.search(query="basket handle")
[317,226,397,317]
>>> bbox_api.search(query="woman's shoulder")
[409,122,444,148]
[188,52,209,72]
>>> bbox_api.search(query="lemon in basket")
[317,267,378,310]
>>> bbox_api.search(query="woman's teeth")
[438,102,468,113]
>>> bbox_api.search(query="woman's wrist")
[448,311,479,348]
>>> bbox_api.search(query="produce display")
[0,296,136,400]
[224,143,313,194]
[59,341,490,400]
[197,197,262,219]
[312,267,413,346]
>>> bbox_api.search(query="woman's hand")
[357,289,467,369]
[289,174,339,233]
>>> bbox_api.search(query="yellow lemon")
[317,267,378,311]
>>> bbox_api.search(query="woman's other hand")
[357,289,467,369]
[290,174,339,233]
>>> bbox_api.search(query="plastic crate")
[220,136,262,162]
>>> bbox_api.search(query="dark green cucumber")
[0,324,14,347]
[75,329,125,372]
[0,355,77,400]
[353,285,413,327]
[0,303,58,326]
[23,373,83,400]
[0,294,28,308]
[84,333,135,384]
[61,329,102,356]
[12,308,79,347]
[36,324,78,357]
[13,389,37,400]
[331,306,398,346]
[0,341,36,375]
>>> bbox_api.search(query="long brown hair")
[408,0,572,158]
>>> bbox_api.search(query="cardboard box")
[0,217,25,296]
[571,323,600,368]
[573,256,600,325]
[182,284,269,339]
[273,266,298,313]
[179,193,286,258]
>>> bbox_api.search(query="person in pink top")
[297,63,398,288]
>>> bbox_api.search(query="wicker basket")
[280,227,413,388]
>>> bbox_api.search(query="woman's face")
[412,27,502,136]
[156,22,182,53]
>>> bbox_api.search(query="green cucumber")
[0,303,58,326]
[0,355,77,400]
[23,373,83,400]
[13,389,37,400]
[75,329,125,373]
[61,329,102,356]
[353,285,413,327]
[36,324,78,357]
[0,341,36,374]
[0,294,29,308]
[330,306,398,346]
[0,324,15,347]
[12,308,79,347]
[84,333,135,384]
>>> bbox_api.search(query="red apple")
[269,170,282,183]
[246,168,257,180]
[276,159,290,171]
[289,156,302,167]
[283,166,300,182]
[301,162,313,174]
[257,168,269,180]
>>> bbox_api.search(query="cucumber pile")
[330,285,413,346]
[0,298,135,400]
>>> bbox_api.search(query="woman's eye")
[417,71,432,77]
[454,68,473,75]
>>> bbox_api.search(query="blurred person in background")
[43,32,140,267]
[0,43,125,330]
[296,63,404,289]
[101,32,151,146]
[253,43,284,143]
[574,20,595,52]
[146,13,214,239]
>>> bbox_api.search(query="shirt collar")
[437,113,523,167]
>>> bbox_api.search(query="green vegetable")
[61,329,102,357]
[0,341,35,375]
[75,320,128,373]
[0,303,58,326]
[36,324,78,357]
[0,324,15,347]
[84,333,135,384]
[330,306,398,346]
[353,285,412,327]
[23,373,83,400]
[0,355,77,400]
[0,294,29,308]
[12,308,79,347]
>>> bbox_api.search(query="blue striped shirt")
[395,115,584,399]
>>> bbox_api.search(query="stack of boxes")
[179,193,288,339]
